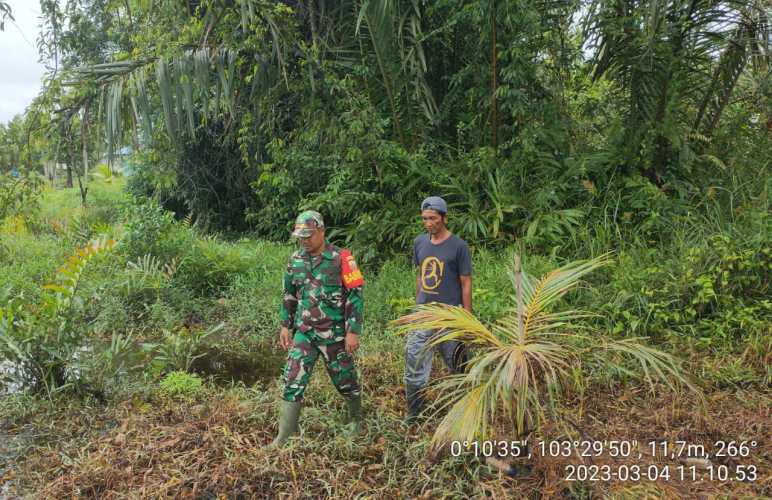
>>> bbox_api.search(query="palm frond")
[178,55,196,137]
[194,49,211,119]
[598,338,702,397]
[129,68,153,145]
[155,58,177,143]
[104,78,124,160]
[513,254,612,325]
[63,1,290,151]
[392,303,502,348]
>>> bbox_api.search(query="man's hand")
[279,326,292,351]
[345,332,359,354]
[460,274,472,313]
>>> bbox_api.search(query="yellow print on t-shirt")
[420,256,444,295]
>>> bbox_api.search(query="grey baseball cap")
[421,196,447,214]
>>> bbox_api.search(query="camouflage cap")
[292,210,325,238]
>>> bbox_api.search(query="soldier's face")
[421,209,446,234]
[300,228,325,255]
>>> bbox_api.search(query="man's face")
[421,209,446,235]
[299,228,326,255]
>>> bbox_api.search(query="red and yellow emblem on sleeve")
[340,249,364,288]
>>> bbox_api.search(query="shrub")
[84,253,193,334]
[142,323,223,375]
[120,197,180,261]
[0,238,116,396]
[174,236,257,295]
[0,230,69,304]
[158,370,204,400]
[126,127,256,232]
[365,256,414,337]
[125,147,189,218]
[77,331,139,398]
[590,224,771,347]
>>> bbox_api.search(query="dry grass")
[1,350,769,499]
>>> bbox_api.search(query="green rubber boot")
[269,400,301,448]
[343,395,363,436]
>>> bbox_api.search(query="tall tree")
[584,0,770,185]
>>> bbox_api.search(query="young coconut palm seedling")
[393,253,701,452]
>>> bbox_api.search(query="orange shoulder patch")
[340,249,365,288]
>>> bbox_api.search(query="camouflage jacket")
[280,243,364,339]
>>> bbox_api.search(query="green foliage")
[175,236,257,294]
[0,231,68,305]
[127,125,257,231]
[363,257,415,336]
[78,331,138,397]
[246,74,434,260]
[0,170,44,222]
[124,147,191,221]
[1,179,769,500]
[222,241,292,337]
[20,179,129,250]
[158,370,204,400]
[24,0,763,268]
[0,238,116,396]
[584,0,768,184]
[86,252,185,333]
[91,163,121,182]
[599,234,770,345]
[120,197,178,260]
[141,323,223,376]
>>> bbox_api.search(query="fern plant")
[0,237,116,396]
[123,254,178,295]
[393,253,700,449]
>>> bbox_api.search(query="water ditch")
[1,340,287,395]
[0,360,21,396]
[190,345,286,386]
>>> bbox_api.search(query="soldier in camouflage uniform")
[270,210,365,447]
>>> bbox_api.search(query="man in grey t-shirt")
[405,196,472,423]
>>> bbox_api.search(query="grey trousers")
[404,329,462,388]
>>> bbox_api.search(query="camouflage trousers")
[281,330,361,402]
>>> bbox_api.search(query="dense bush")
[595,231,770,344]
[125,147,189,219]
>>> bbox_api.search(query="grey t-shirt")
[413,233,472,306]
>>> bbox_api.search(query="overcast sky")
[0,1,47,125]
